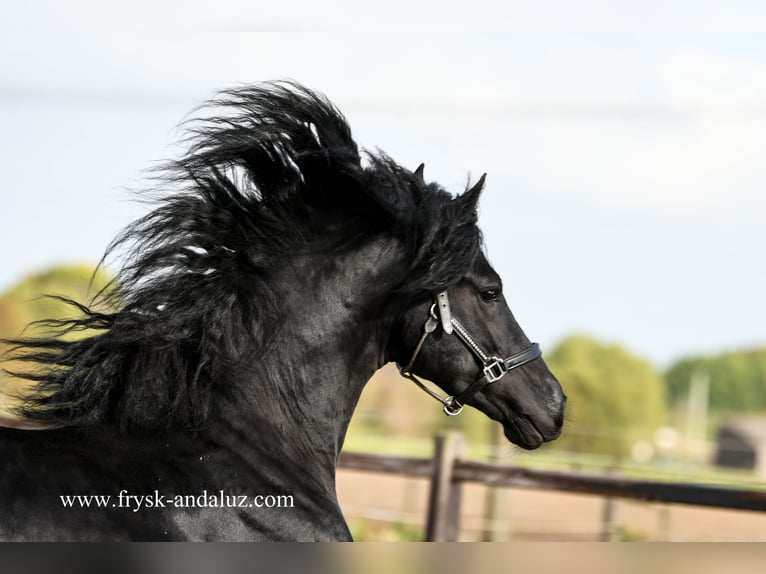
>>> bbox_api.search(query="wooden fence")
[337,432,766,541]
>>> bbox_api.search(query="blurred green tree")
[546,335,667,459]
[665,350,766,414]
[0,264,113,418]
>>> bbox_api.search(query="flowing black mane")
[3,81,484,432]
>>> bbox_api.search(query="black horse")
[0,82,565,541]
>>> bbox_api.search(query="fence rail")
[337,432,766,541]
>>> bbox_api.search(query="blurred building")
[715,418,766,478]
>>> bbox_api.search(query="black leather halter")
[397,291,542,415]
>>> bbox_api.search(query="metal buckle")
[483,358,507,384]
[436,291,453,334]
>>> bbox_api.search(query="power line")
[2,88,766,119]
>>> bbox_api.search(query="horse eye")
[480,289,499,302]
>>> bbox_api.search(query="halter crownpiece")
[397,290,542,416]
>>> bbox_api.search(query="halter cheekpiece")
[397,291,542,416]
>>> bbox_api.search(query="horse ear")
[414,163,425,184]
[458,173,486,211]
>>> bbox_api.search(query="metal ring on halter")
[443,397,463,416]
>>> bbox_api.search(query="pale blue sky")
[2,5,765,366]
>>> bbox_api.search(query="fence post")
[600,496,622,541]
[426,432,464,541]
[482,423,509,541]
[600,468,622,541]
[656,504,672,541]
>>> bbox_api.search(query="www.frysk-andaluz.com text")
[60,490,294,512]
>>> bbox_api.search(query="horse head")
[389,173,566,450]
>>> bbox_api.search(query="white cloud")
[665,45,766,108]
[511,117,766,213]
[506,47,766,214]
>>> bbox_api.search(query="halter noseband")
[397,291,542,416]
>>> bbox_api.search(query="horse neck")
[207,238,400,482]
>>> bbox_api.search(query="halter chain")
[397,291,542,416]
